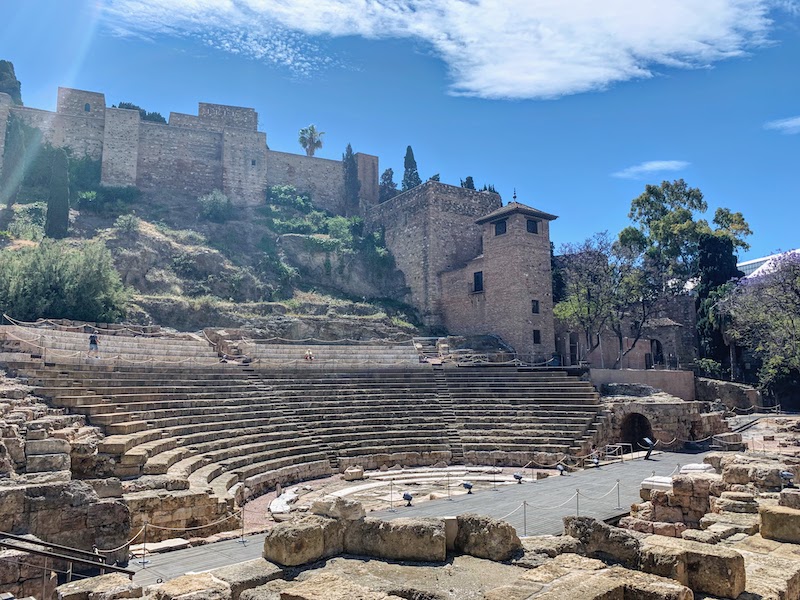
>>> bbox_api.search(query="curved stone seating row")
[21,361,605,505]
[240,342,421,366]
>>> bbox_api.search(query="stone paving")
[128,451,709,587]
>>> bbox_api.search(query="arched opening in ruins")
[650,339,664,367]
[620,412,653,451]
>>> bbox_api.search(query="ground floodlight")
[781,471,795,488]
[513,472,523,484]
[557,464,566,476]
[463,481,474,494]
[402,492,413,506]
[592,456,600,468]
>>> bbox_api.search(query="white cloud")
[99,0,789,99]
[764,115,800,134]
[612,160,690,179]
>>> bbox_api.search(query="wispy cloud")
[99,0,790,100]
[764,115,800,134]
[612,160,690,179]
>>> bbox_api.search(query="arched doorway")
[620,413,653,450]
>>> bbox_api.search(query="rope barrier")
[94,526,146,554]
[525,491,580,510]
[576,482,619,502]
[498,503,525,520]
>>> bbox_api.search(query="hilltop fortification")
[0,87,379,212]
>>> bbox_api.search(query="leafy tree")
[481,184,498,193]
[44,148,69,239]
[621,179,751,289]
[0,116,26,209]
[0,60,22,105]
[401,146,421,192]
[460,176,475,190]
[197,189,233,223]
[342,143,360,213]
[379,168,398,203]
[0,240,127,322]
[113,102,166,124]
[428,174,440,182]
[725,252,800,395]
[298,124,324,157]
[696,233,743,366]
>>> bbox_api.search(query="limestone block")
[344,517,446,562]
[311,497,365,521]
[680,528,720,544]
[0,486,25,516]
[279,573,403,600]
[652,522,677,537]
[700,511,760,535]
[86,478,123,498]
[523,566,692,600]
[454,513,522,562]
[26,452,70,472]
[653,504,683,523]
[618,517,653,534]
[760,505,800,544]
[739,549,800,600]
[711,496,758,514]
[150,573,231,600]
[520,534,582,558]
[25,438,71,456]
[209,559,283,600]
[679,463,715,474]
[562,517,642,568]
[56,573,142,600]
[640,535,746,598]
[262,515,344,566]
[342,466,364,481]
[779,488,800,510]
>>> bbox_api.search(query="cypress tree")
[401,146,421,192]
[460,176,475,190]
[379,168,398,203]
[342,143,360,214]
[45,148,70,239]
[0,116,26,209]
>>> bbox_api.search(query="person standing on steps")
[88,331,100,358]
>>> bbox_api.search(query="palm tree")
[298,124,324,157]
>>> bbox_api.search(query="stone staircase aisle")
[433,366,465,464]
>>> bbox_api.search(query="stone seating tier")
[20,363,604,502]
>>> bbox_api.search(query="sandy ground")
[733,414,800,456]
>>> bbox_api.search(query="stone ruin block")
[760,504,800,544]
[55,572,142,600]
[779,487,800,510]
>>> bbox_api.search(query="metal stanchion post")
[389,479,395,512]
[523,501,527,536]
[615,479,622,510]
[137,522,149,567]
[238,506,246,545]
[447,472,451,501]
[576,489,580,517]
[493,471,498,491]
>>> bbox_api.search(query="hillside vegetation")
[0,145,419,336]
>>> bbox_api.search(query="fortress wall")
[222,128,268,205]
[136,122,223,196]
[169,112,221,131]
[440,256,487,333]
[356,152,379,213]
[101,108,140,187]
[367,182,500,326]
[198,103,258,131]
[266,150,345,214]
[11,107,105,161]
[57,88,105,119]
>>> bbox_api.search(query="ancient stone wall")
[136,122,223,196]
[57,87,105,118]
[591,368,696,401]
[367,182,501,327]
[11,105,106,162]
[265,150,346,214]
[198,102,258,131]
[100,107,140,187]
[222,128,269,205]
[695,377,761,409]
[356,152,379,213]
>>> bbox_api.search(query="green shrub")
[198,189,233,223]
[68,156,101,197]
[8,202,46,241]
[0,240,128,322]
[695,358,726,379]
[114,214,140,236]
[77,186,141,217]
[266,185,312,213]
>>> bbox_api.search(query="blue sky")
[1,0,798,261]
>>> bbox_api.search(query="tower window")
[494,220,507,236]
[531,299,540,314]
[472,271,484,293]
[251,159,256,166]
[533,330,542,345]
[84,103,91,112]
[527,219,539,234]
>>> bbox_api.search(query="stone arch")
[620,412,653,450]
[84,103,91,112]
[650,339,664,366]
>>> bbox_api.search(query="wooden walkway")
[129,451,709,587]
